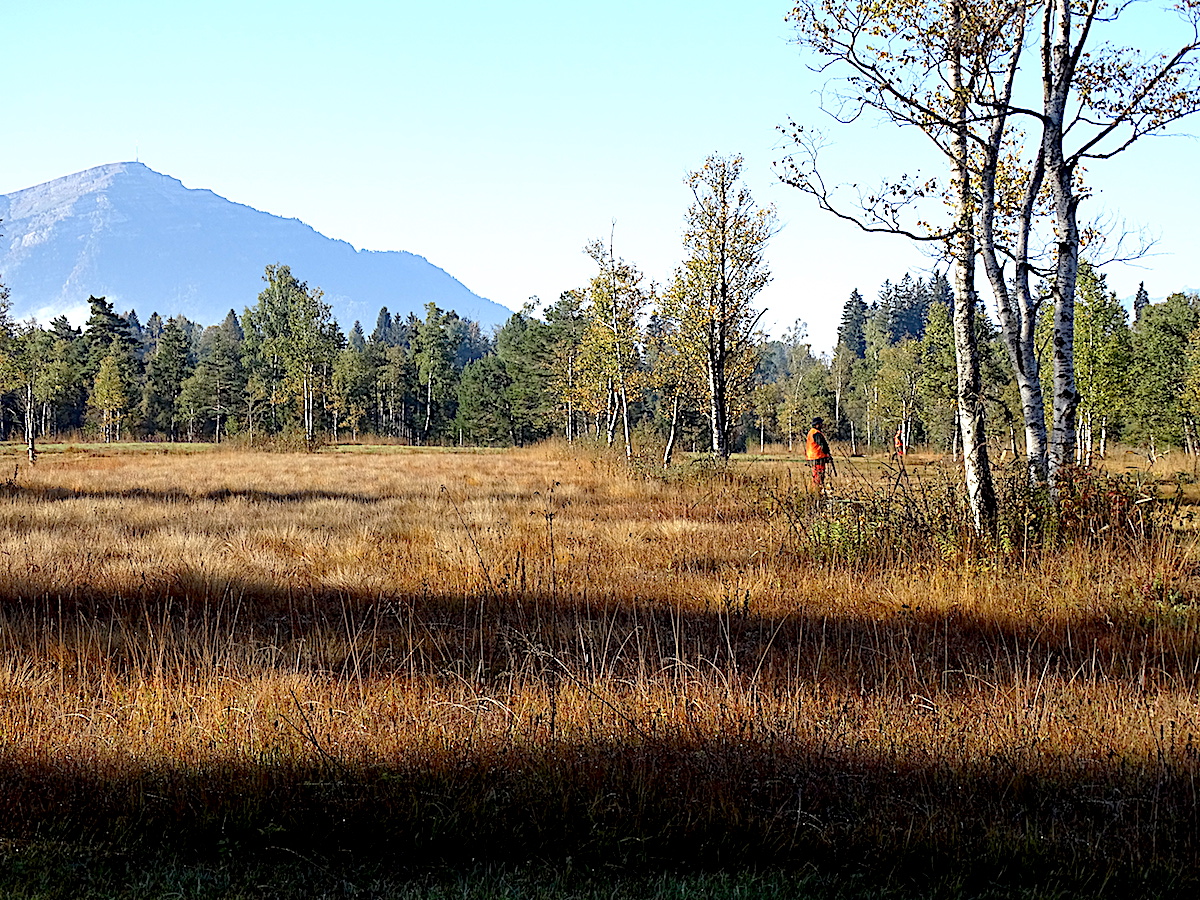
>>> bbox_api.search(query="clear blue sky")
[4,0,1196,350]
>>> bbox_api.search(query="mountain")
[0,162,513,330]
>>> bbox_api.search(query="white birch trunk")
[950,3,997,530]
[663,394,680,468]
[976,2,1048,482]
[1045,0,1081,481]
[25,383,37,463]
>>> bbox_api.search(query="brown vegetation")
[0,442,1198,893]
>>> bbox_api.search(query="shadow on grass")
[1,484,393,506]
[0,733,1197,895]
[3,582,1200,893]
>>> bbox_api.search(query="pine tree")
[41,317,85,434]
[196,313,246,441]
[143,316,193,439]
[446,313,491,369]
[836,289,868,359]
[1130,292,1200,452]
[82,296,142,431]
[889,274,932,342]
[494,312,554,446]
[1133,282,1150,323]
[83,296,137,379]
[347,321,367,353]
[456,355,513,446]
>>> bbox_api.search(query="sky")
[3,0,1197,352]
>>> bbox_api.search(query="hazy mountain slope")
[0,162,511,329]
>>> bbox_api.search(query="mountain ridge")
[0,162,512,330]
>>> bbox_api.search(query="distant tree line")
[3,252,1192,463]
[0,264,495,450]
[812,267,1200,463]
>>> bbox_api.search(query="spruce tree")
[348,321,367,353]
[1134,282,1150,323]
[836,289,868,359]
[83,296,138,382]
[495,312,554,445]
[143,317,193,439]
[1130,292,1200,450]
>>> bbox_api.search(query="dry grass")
[1,441,1199,894]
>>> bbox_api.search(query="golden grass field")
[0,441,1198,897]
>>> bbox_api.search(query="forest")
[2,258,1196,467]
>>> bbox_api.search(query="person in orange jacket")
[806,417,835,490]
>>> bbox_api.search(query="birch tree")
[783,0,1199,514]
[781,0,1007,526]
[578,241,650,458]
[1035,0,1200,474]
[331,324,372,441]
[543,291,589,442]
[91,344,128,443]
[243,265,338,442]
[1,321,57,461]
[646,312,707,465]
[662,154,773,459]
[413,303,457,442]
[1072,261,1130,459]
[242,267,295,434]
[976,0,1200,479]
[285,281,338,445]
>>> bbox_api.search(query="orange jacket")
[806,427,831,461]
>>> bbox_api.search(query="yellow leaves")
[91,352,128,415]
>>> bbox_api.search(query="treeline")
[0,258,763,455]
[1,258,1196,459]
[0,265,493,448]
[454,261,1200,462]
[811,265,1200,460]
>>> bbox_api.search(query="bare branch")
[775,126,954,242]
